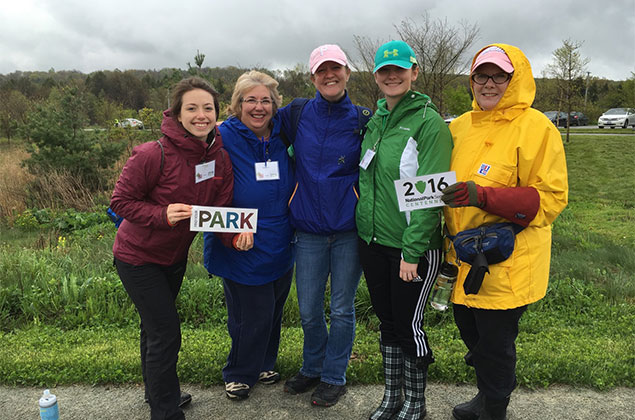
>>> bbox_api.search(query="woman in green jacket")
[356,40,452,420]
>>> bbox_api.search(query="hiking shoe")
[144,391,192,408]
[225,382,250,400]
[179,392,192,408]
[284,372,321,395]
[452,391,483,420]
[311,382,347,407]
[259,370,281,385]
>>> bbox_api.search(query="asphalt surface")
[3,382,634,420]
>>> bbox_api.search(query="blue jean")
[294,230,362,385]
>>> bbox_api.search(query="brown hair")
[170,76,220,120]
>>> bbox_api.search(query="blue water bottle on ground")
[39,389,59,420]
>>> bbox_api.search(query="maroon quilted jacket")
[111,110,233,266]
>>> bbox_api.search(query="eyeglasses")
[241,98,273,106]
[471,72,513,85]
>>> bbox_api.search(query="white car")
[114,118,144,130]
[597,108,635,129]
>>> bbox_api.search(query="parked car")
[597,108,635,129]
[114,118,144,130]
[544,111,567,127]
[443,113,457,124]
[568,112,589,126]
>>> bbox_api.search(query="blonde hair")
[229,70,282,117]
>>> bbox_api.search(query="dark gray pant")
[115,258,186,420]
[453,303,527,401]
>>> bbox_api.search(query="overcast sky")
[1,0,634,81]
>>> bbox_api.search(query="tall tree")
[348,35,385,109]
[22,85,126,191]
[395,13,479,113]
[545,39,590,143]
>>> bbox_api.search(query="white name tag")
[255,161,280,181]
[195,160,215,183]
[394,171,457,211]
[359,149,376,170]
[190,206,258,233]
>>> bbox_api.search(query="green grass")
[0,135,634,389]
[558,127,635,134]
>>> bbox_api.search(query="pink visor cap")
[309,44,348,74]
[471,46,514,73]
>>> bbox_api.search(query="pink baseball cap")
[309,44,348,74]
[471,46,514,73]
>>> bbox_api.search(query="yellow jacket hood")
[470,44,536,119]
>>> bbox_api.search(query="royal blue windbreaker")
[279,91,367,235]
[203,114,295,285]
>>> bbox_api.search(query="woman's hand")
[166,203,192,225]
[234,232,254,251]
[400,259,420,282]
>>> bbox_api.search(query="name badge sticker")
[255,161,280,181]
[394,171,457,211]
[190,206,258,233]
[359,149,376,170]
[195,160,215,183]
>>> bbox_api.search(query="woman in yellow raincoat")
[441,44,568,420]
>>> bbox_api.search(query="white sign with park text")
[190,206,258,233]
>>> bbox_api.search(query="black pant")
[358,239,441,360]
[115,258,186,420]
[222,270,293,386]
[453,303,527,401]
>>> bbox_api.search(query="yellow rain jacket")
[445,44,568,309]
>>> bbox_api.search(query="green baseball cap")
[374,40,418,73]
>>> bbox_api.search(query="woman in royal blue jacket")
[203,71,295,401]
[279,44,371,407]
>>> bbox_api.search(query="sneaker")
[311,382,347,407]
[225,382,250,400]
[284,372,321,395]
[179,392,192,408]
[259,370,281,385]
[144,391,192,408]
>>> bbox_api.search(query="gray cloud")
[1,0,633,80]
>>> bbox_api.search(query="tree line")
[1,15,633,212]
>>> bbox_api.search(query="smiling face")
[374,65,418,109]
[310,61,351,103]
[177,88,217,141]
[239,85,273,138]
[472,63,511,111]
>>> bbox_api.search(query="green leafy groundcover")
[0,317,632,390]
[1,135,634,391]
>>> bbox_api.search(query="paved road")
[3,382,633,420]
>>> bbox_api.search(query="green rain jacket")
[356,90,452,263]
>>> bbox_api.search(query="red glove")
[442,182,540,227]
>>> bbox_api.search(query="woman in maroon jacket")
[110,77,233,420]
